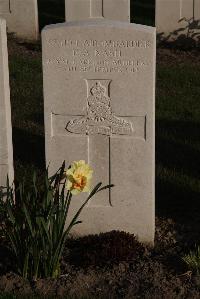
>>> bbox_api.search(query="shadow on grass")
[131,0,155,26]
[38,0,155,29]
[38,0,65,31]
[12,127,45,180]
[156,119,200,226]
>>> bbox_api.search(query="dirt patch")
[0,225,200,298]
[66,231,146,268]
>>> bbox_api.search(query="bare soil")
[0,218,200,298]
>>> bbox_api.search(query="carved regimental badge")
[66,79,134,136]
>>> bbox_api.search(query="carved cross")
[90,0,104,18]
[64,79,146,207]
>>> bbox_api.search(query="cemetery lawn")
[0,37,200,298]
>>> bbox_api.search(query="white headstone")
[42,16,155,244]
[156,0,200,40]
[0,18,14,187]
[65,0,130,22]
[0,0,39,40]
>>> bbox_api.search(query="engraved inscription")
[46,39,151,74]
[66,80,134,136]
[48,39,151,48]
[0,0,11,13]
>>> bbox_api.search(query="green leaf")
[22,252,29,279]
[7,204,15,224]
[97,184,114,193]
[22,202,34,238]
[73,220,82,226]
[89,182,102,198]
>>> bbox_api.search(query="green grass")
[131,0,155,26]
[156,63,200,223]
[9,47,44,181]
[38,0,65,30]
[183,245,200,274]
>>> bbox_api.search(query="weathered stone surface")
[65,0,130,22]
[42,20,155,244]
[156,0,200,41]
[0,0,39,40]
[0,18,14,187]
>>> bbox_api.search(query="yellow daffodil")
[66,160,93,195]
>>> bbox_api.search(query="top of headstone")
[65,0,130,22]
[43,19,155,35]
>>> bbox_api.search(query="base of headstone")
[156,0,200,43]
[0,0,39,40]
